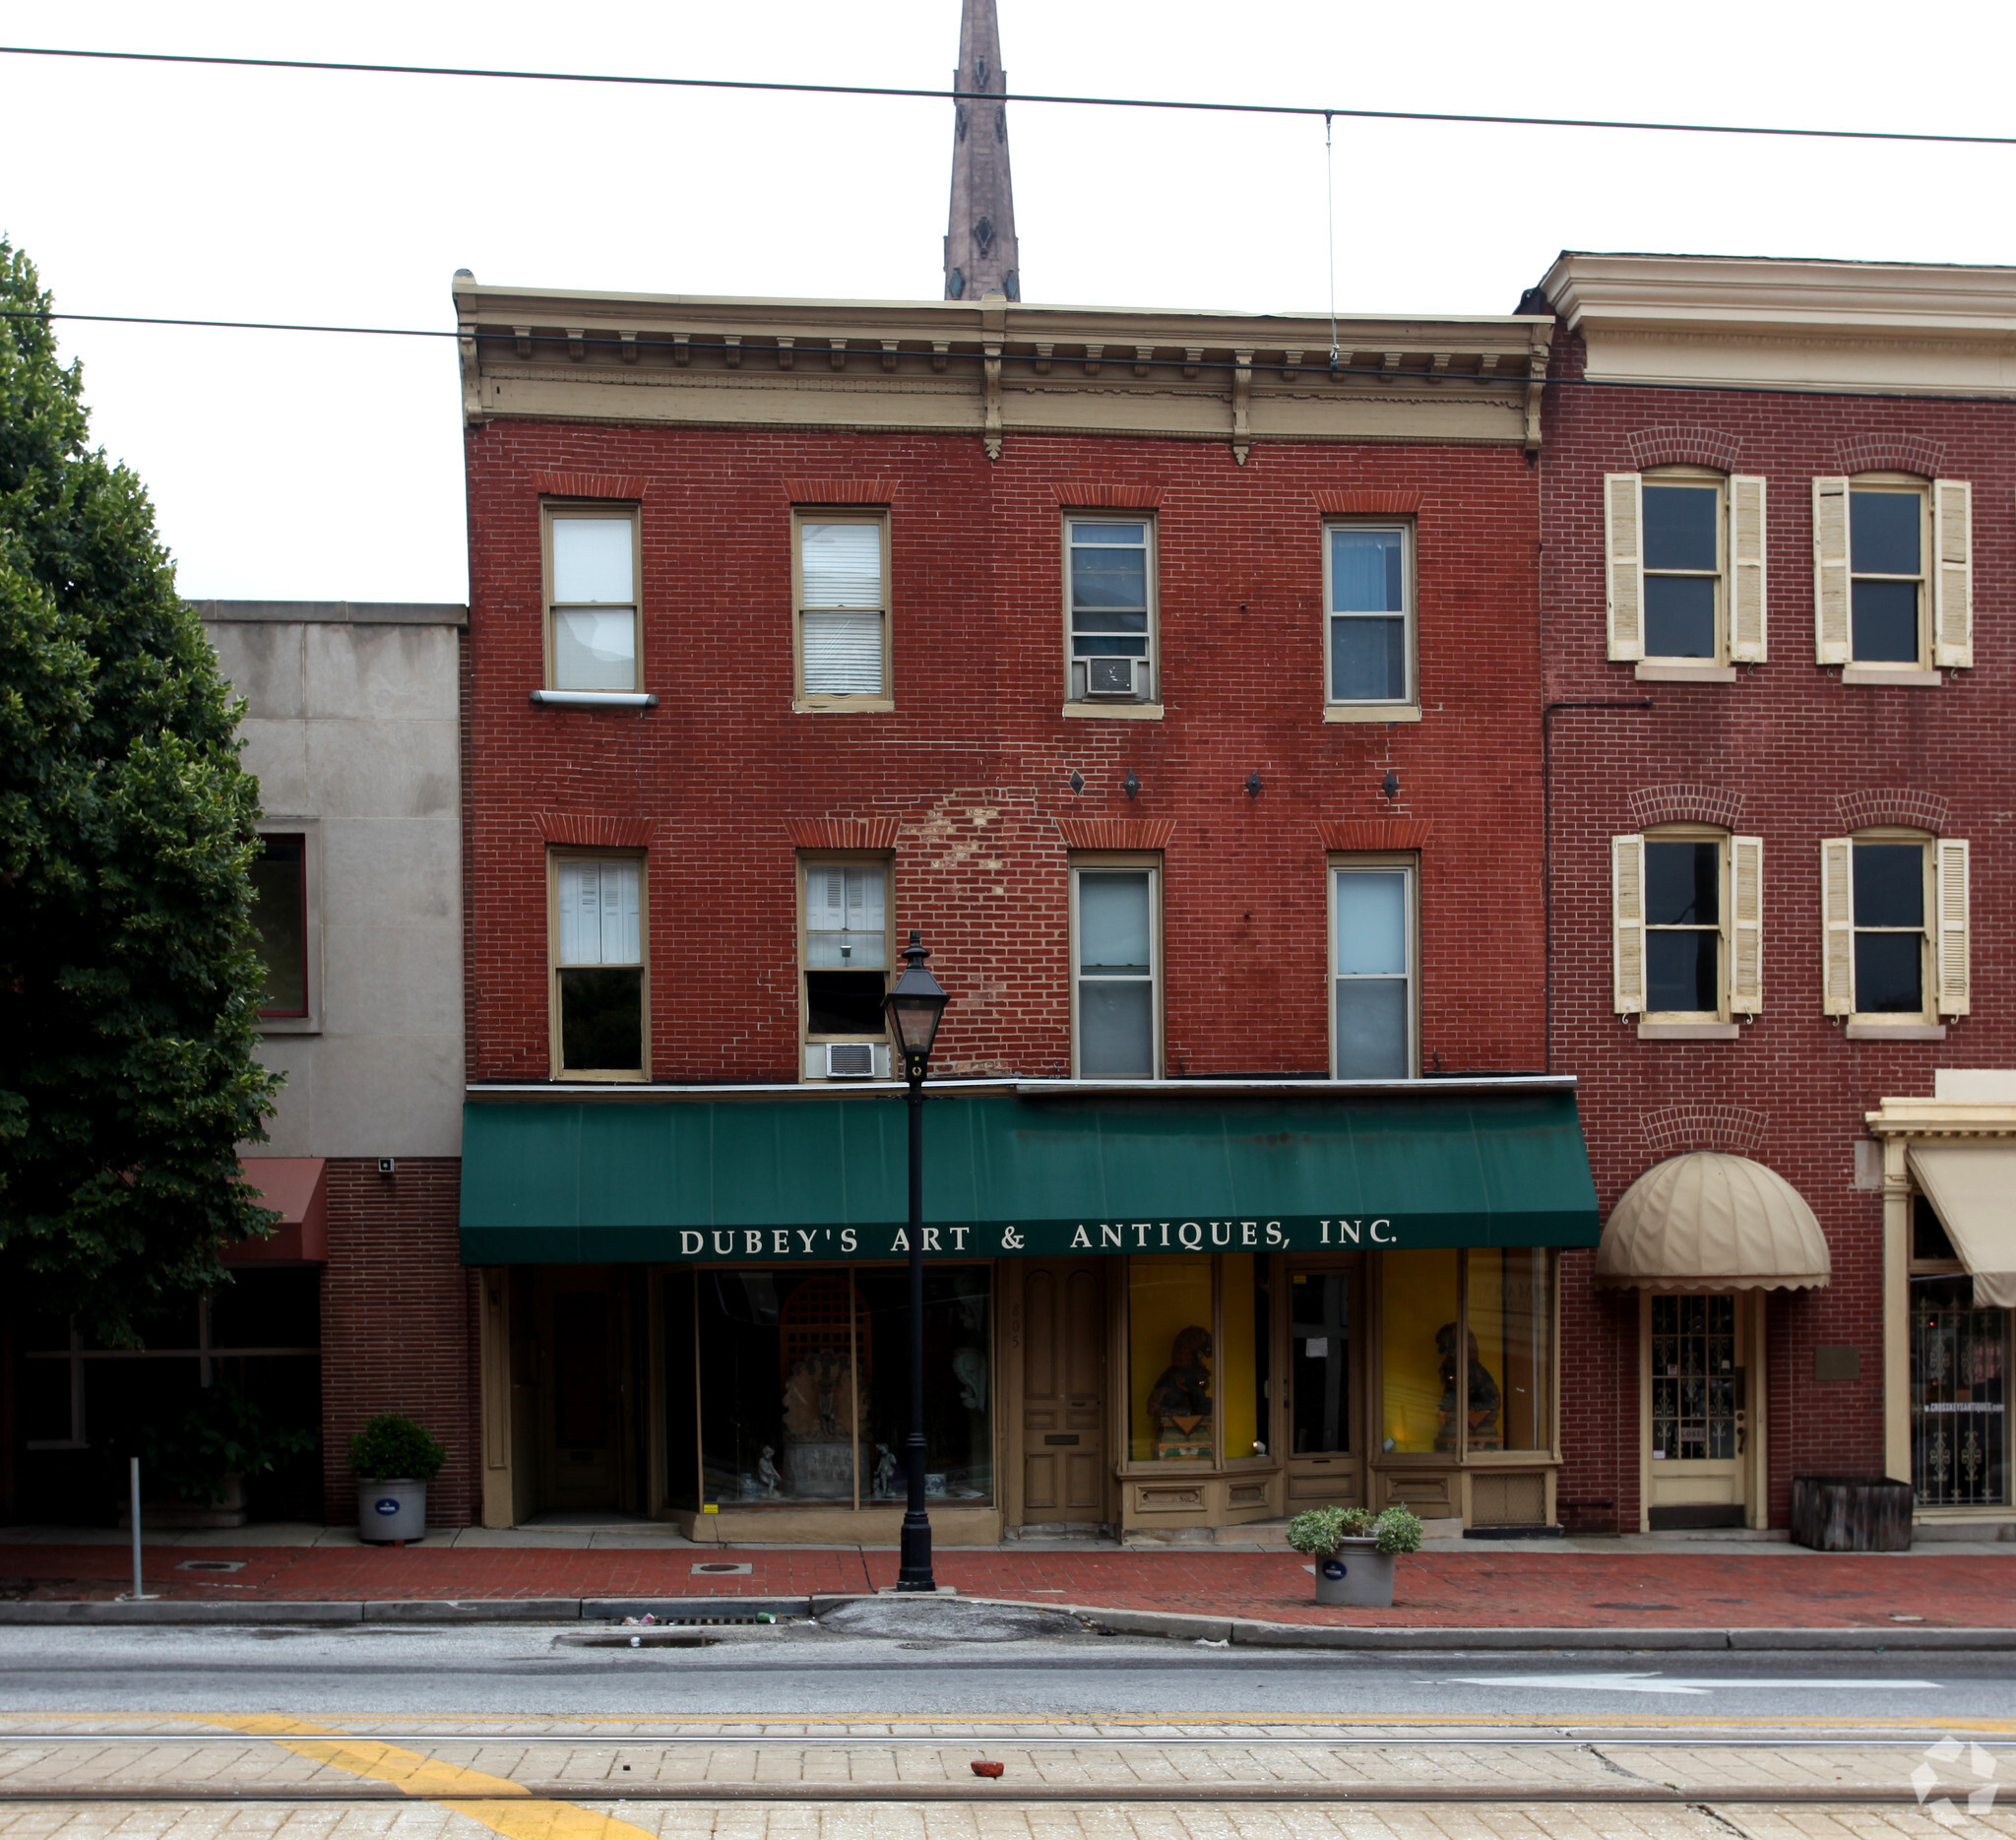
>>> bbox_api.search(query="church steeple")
[943,0,1020,302]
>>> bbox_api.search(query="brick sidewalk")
[3,1543,2015,1628]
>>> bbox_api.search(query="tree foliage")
[0,236,281,1343]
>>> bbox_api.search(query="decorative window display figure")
[1147,1325,1214,1460]
[1434,1323,1501,1453]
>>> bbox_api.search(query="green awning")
[459,1083,1598,1264]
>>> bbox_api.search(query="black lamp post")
[882,928,949,1593]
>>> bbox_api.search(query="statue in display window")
[1434,1322,1501,1453]
[781,1347,864,1498]
[1146,1325,1214,1460]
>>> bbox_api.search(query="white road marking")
[1440,1672,1941,1695]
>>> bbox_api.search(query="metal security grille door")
[1646,1293,1748,1528]
[1912,1278,2009,1506]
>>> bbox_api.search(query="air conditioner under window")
[805,1042,890,1080]
[1079,655,1146,699]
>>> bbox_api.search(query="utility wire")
[4,41,2015,149]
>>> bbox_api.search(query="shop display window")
[1380,1247,1550,1457]
[1126,1252,1266,1466]
[1468,1249,1551,1452]
[853,1265,994,1503]
[1910,1194,2008,1507]
[1379,1248,1459,1452]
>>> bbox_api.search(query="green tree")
[0,236,281,1344]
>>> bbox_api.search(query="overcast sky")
[9,0,2016,603]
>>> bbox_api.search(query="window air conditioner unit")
[1083,655,1144,698]
[809,1042,888,1080]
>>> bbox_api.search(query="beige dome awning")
[1909,1146,2016,1308]
[1596,1152,1831,1292]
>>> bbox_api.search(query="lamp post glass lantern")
[883,930,948,1591]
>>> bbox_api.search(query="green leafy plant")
[1371,1504,1425,1555]
[132,1383,317,1506]
[1287,1503,1423,1558]
[346,1414,447,1483]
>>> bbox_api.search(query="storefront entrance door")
[1017,1260,1107,1529]
[1644,1291,1763,1529]
[534,1268,636,1514]
[1286,1260,1364,1510]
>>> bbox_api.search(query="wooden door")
[536,1270,630,1512]
[1285,1260,1365,1510]
[1019,1260,1107,1527]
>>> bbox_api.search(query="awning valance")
[1596,1151,1830,1292]
[227,1157,329,1264]
[459,1084,1599,1264]
[1909,1146,2016,1307]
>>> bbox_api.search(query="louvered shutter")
[1932,479,1974,668]
[1604,475,1644,662]
[1936,838,1971,1017]
[1820,838,1855,1015]
[1730,835,1764,1014]
[1729,476,1768,662]
[800,522,886,695]
[1812,477,1851,664]
[1612,834,1647,1014]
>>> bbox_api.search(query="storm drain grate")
[175,1560,247,1573]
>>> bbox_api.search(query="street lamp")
[882,929,949,1592]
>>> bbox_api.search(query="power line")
[4,41,2015,150]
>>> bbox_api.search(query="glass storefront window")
[1468,1249,1551,1453]
[1219,1253,1270,1462]
[1129,1254,1214,1462]
[1291,1271,1352,1454]
[854,1265,993,1503]
[1912,1273,2008,1507]
[1379,1247,1459,1453]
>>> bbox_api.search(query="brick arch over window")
[1640,1104,1768,1160]
[1834,435,1946,477]
[1833,789,1949,833]
[1624,425,1741,471]
[1627,784,1746,829]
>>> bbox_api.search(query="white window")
[552,855,646,1078]
[1330,864,1416,1077]
[1813,476,1972,671]
[1820,834,1969,1023]
[796,515,889,703]
[1325,525,1414,704]
[1072,864,1159,1077]
[1066,519,1155,704]
[1604,471,1767,666]
[1610,831,1762,1022]
[546,509,639,691]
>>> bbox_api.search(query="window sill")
[1636,1021,1739,1041]
[257,1018,322,1037]
[531,689,658,709]
[1845,1020,1947,1041]
[793,695,896,713]
[1062,700,1164,721]
[1324,703,1422,724]
[1635,662,1736,683]
[551,1069,655,1082]
[1842,666,1941,687]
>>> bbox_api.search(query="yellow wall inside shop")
[1128,1255,1213,1461]
[1220,1252,1261,1461]
[1380,1247,1458,1453]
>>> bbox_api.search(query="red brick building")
[450,276,1595,1540]
[1537,253,2016,1539]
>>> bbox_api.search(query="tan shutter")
[1935,837,1971,1017]
[1820,837,1855,1016]
[1729,476,1768,662]
[1604,474,1644,662]
[1812,476,1851,664]
[1932,479,1973,668]
[1730,835,1764,1015]
[1612,833,1647,1014]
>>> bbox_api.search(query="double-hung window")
[1065,519,1156,706]
[1821,834,1970,1027]
[1071,862,1159,1077]
[802,860,891,1078]
[545,508,640,692]
[552,855,647,1078]
[795,514,890,706]
[1605,470,1767,666]
[1325,525,1413,708]
[1814,475,1973,674]
[1330,862,1416,1078]
[1612,830,1763,1029]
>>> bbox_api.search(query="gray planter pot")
[1313,1536,1396,1608]
[356,1478,427,1544]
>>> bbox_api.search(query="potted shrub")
[348,1414,447,1544]
[114,1384,317,1530]
[1287,1503,1424,1608]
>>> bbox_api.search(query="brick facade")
[1542,327,2016,1531]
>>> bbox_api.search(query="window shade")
[801,611,885,695]
[558,858,642,966]
[553,518,635,603]
[805,864,888,968]
[800,523,884,608]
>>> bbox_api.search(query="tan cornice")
[1541,252,2016,397]
[452,276,1552,456]
[1867,1098,2016,1140]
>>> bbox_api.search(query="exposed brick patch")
[1320,819,1434,851]
[1628,784,1747,829]
[1834,435,1946,476]
[1640,1104,1769,1159]
[782,476,900,504]
[1055,817,1178,851]
[786,817,903,850]
[1051,481,1166,508]
[1833,789,1950,833]
[1312,489,1422,514]
[1624,425,1742,470]
[535,469,646,501]
[535,812,656,847]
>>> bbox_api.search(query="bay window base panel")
[1120,1470,1286,1534]
[676,1504,1003,1546]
